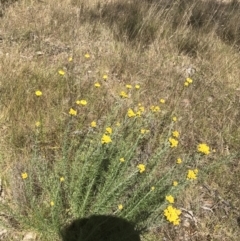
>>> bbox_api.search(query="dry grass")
[0,0,240,240]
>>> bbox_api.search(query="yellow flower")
[35,121,41,127]
[172,116,177,122]
[186,77,193,84]
[60,177,65,182]
[35,90,42,96]
[69,108,77,116]
[150,106,160,113]
[103,74,108,80]
[197,143,210,155]
[184,81,189,87]
[187,169,198,180]
[120,91,128,98]
[141,129,150,134]
[164,205,181,225]
[58,69,65,75]
[105,127,112,135]
[118,204,123,210]
[135,84,140,89]
[76,100,87,106]
[91,121,97,128]
[172,131,179,138]
[50,201,54,206]
[85,53,90,58]
[169,138,178,148]
[101,134,112,144]
[127,109,136,118]
[137,164,146,173]
[126,84,132,89]
[119,158,125,163]
[21,172,28,179]
[166,195,174,204]
[173,181,178,186]
[94,82,101,88]
[116,122,121,127]
[176,158,182,164]
[151,186,155,191]
[160,99,165,104]
[68,57,73,62]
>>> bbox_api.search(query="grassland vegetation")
[0,0,240,240]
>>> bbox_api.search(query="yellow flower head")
[91,121,97,128]
[176,158,182,164]
[58,70,65,76]
[164,205,181,225]
[160,99,165,104]
[94,82,101,88]
[187,169,198,180]
[172,116,177,122]
[21,172,28,179]
[35,121,41,127]
[126,84,132,89]
[101,134,112,144]
[60,177,65,182]
[105,127,112,135]
[118,204,123,210]
[166,195,174,204]
[76,100,87,106]
[184,81,189,87]
[119,158,125,163]
[141,129,150,134]
[151,186,155,191]
[85,53,90,58]
[120,91,128,98]
[35,90,42,97]
[103,74,108,80]
[150,106,160,113]
[137,164,146,173]
[173,181,178,186]
[68,57,73,62]
[116,122,121,127]
[69,108,77,116]
[50,201,54,206]
[127,108,136,118]
[172,131,179,138]
[135,84,140,89]
[197,143,210,155]
[186,77,193,84]
[169,138,178,148]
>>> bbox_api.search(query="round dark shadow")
[60,215,141,241]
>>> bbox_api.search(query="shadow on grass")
[60,215,141,241]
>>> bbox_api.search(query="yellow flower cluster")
[35,90,42,97]
[168,137,178,148]
[120,91,128,98]
[141,129,150,134]
[187,169,198,180]
[172,131,179,138]
[76,100,87,106]
[197,143,210,155]
[166,195,174,204]
[137,164,146,173]
[21,172,28,179]
[150,105,160,113]
[101,134,112,144]
[69,108,77,116]
[184,77,193,87]
[164,205,181,225]
[91,121,97,128]
[176,158,182,164]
